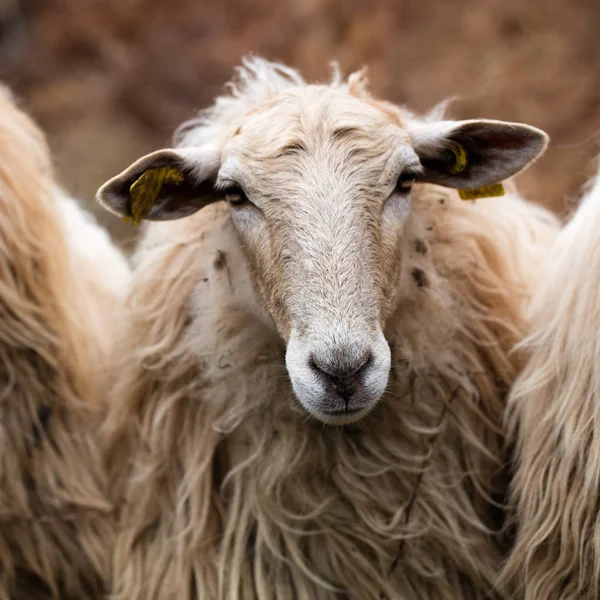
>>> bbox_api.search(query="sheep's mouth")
[320,408,364,416]
[313,405,373,425]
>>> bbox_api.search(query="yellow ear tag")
[446,142,505,201]
[123,166,185,226]
[448,142,468,175]
[458,183,505,201]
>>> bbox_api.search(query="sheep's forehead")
[236,87,408,154]
[225,86,413,197]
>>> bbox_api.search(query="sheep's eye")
[395,171,418,194]
[224,186,249,207]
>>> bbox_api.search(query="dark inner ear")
[114,168,218,221]
[146,177,217,220]
[419,122,544,187]
[419,149,463,179]
[418,132,488,182]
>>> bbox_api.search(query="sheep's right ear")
[96,146,221,223]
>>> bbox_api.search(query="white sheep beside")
[500,166,600,600]
[98,58,559,599]
[0,85,129,599]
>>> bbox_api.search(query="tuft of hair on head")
[423,96,461,122]
[329,60,342,86]
[346,66,370,98]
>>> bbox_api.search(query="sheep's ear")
[408,119,548,189]
[96,147,221,224]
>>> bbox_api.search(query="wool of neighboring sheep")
[100,59,559,600]
[0,86,130,600]
[500,167,600,600]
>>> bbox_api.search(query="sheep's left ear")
[408,119,548,189]
[96,146,221,224]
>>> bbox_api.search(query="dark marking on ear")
[414,239,428,255]
[213,250,227,271]
[439,198,446,205]
[234,126,242,136]
[411,268,428,288]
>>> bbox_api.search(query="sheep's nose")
[309,351,372,400]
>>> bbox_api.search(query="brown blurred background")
[0,0,599,250]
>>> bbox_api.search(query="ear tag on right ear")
[124,166,185,226]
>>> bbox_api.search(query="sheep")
[0,86,130,599]
[499,166,600,600]
[97,58,560,599]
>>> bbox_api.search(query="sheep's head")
[98,78,547,424]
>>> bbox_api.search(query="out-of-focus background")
[0,0,599,250]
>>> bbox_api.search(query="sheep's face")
[98,82,548,425]
[215,89,413,423]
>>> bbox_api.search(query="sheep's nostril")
[309,351,373,388]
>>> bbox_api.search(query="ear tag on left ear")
[124,166,185,226]
[446,142,506,200]
[449,142,468,175]
[458,184,505,201]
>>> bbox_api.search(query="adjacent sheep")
[98,58,559,599]
[500,167,600,600]
[0,86,130,599]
